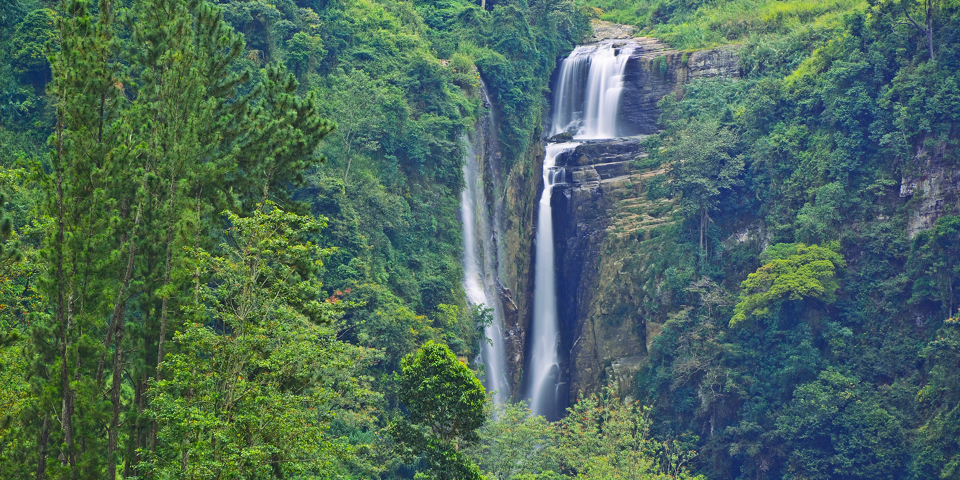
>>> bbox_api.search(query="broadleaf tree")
[730,243,846,327]
[390,340,486,480]
[145,204,377,479]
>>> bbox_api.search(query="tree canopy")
[731,243,846,326]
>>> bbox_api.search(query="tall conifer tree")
[6,0,333,477]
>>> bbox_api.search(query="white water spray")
[461,135,510,404]
[550,41,635,140]
[527,142,579,419]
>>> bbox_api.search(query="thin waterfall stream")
[461,84,510,404]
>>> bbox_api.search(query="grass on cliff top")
[583,0,867,50]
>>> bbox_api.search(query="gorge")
[466,27,742,414]
[6,0,960,475]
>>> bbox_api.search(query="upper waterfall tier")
[549,40,636,140]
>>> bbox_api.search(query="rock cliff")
[900,141,960,238]
[551,138,678,397]
[617,39,739,136]
[542,34,740,397]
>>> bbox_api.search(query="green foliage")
[391,340,486,479]
[398,340,486,443]
[2,0,334,476]
[731,243,846,326]
[146,205,377,478]
[587,0,864,50]
[286,31,326,76]
[467,401,557,478]
[9,8,57,87]
[644,174,671,200]
[0,168,41,466]
[908,215,960,316]
[776,369,907,480]
[628,1,960,478]
[912,313,960,479]
[549,385,703,480]
[0,190,14,257]
[664,117,743,253]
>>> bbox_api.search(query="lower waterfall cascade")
[526,142,579,420]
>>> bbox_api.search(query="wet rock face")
[618,41,740,136]
[900,143,960,238]
[472,79,535,397]
[551,138,653,397]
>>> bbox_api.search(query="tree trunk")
[63,289,77,475]
[153,174,179,450]
[126,377,146,478]
[54,104,74,471]
[35,413,49,480]
[156,177,177,374]
[926,0,935,61]
[96,211,139,385]
[106,328,124,480]
[699,207,706,255]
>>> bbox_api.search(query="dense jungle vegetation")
[0,0,616,477]
[612,0,960,479]
[2,0,960,476]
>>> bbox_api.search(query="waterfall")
[550,41,635,140]
[526,39,636,419]
[461,127,510,404]
[527,142,579,420]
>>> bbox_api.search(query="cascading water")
[527,142,579,420]
[550,40,635,140]
[526,39,637,419]
[461,121,510,404]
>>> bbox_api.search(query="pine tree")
[6,0,333,477]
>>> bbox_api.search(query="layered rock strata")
[541,34,741,397]
[550,138,676,397]
[900,141,960,238]
[617,39,740,136]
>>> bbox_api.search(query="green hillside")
[1,0,960,477]
[0,0,592,477]
[573,0,960,478]
[590,0,866,49]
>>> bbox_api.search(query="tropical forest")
[0,0,958,477]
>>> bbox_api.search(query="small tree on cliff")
[667,119,743,257]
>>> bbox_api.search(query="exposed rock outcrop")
[550,138,678,397]
[900,142,960,238]
[585,19,636,43]
[618,39,740,136]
